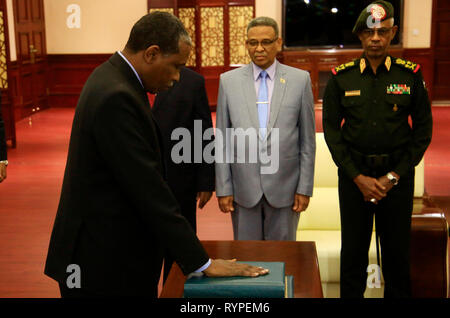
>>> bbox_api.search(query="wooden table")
[160,240,323,298]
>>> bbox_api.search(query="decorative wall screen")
[200,7,224,67]
[0,11,8,89]
[148,1,255,70]
[149,8,174,14]
[178,8,196,67]
[229,6,253,65]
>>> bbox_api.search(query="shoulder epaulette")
[331,60,358,75]
[393,57,421,73]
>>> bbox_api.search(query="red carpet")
[424,107,450,196]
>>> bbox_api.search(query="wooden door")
[432,0,450,101]
[0,0,16,146]
[13,0,47,118]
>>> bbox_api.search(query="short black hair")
[125,11,191,54]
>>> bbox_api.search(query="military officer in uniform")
[323,1,432,298]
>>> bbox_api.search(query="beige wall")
[7,0,16,61]
[44,0,147,54]
[402,0,433,48]
[255,0,282,34]
[7,0,433,58]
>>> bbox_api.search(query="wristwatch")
[0,160,8,166]
[386,172,398,186]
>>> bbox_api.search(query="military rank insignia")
[387,84,411,95]
[332,61,356,75]
[394,58,421,73]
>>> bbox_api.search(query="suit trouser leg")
[338,171,375,298]
[232,199,264,240]
[163,195,197,283]
[262,199,300,241]
[232,196,300,241]
[375,173,413,298]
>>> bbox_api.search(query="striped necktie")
[257,70,268,138]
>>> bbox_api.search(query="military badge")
[393,104,398,112]
[387,84,411,95]
[360,58,366,74]
[385,56,391,71]
[345,90,361,97]
[371,4,387,20]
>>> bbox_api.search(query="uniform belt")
[350,148,404,170]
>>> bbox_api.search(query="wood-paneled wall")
[47,54,110,108]
[45,49,434,109]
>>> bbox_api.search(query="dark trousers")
[338,168,414,298]
[59,282,158,298]
[59,282,99,298]
[163,195,197,283]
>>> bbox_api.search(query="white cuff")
[195,258,211,273]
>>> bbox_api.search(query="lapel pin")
[280,78,285,84]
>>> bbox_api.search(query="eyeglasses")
[246,37,278,49]
[361,27,393,38]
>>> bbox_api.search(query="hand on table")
[203,259,269,277]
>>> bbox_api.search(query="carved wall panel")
[179,7,196,67]
[200,7,224,67]
[229,5,252,65]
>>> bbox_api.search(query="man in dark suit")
[44,12,268,298]
[151,67,215,282]
[0,93,8,183]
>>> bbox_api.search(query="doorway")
[13,0,47,119]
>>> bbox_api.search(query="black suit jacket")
[44,53,209,296]
[152,67,215,201]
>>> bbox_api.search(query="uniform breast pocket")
[385,95,411,115]
[341,95,364,107]
[341,95,366,118]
